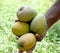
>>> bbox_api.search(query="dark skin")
[15,0,60,53]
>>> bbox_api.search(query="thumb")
[35,33,46,41]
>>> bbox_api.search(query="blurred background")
[0,0,60,53]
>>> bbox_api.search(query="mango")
[17,33,36,51]
[12,21,29,36]
[30,14,47,35]
[17,6,37,22]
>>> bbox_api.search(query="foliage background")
[0,0,60,53]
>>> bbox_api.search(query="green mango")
[30,14,47,35]
[17,6,37,22]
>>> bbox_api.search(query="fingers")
[16,36,20,40]
[15,19,45,53]
[16,36,23,53]
[15,18,20,22]
[35,33,46,41]
[18,50,23,53]
[26,45,35,53]
[15,19,21,40]
[15,19,23,53]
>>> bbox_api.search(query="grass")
[0,0,60,53]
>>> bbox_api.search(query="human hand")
[15,19,46,53]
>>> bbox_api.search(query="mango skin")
[17,6,37,22]
[17,33,36,51]
[12,22,29,36]
[30,14,47,35]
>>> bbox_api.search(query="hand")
[15,19,46,53]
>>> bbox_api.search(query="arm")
[16,0,60,53]
[36,0,60,41]
[45,0,60,29]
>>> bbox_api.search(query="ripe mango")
[17,33,36,51]
[12,22,29,36]
[30,14,47,35]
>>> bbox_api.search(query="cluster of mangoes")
[12,6,47,51]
